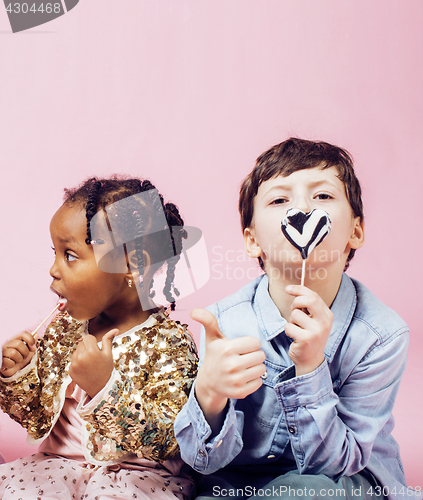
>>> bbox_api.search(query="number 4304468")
[5,3,62,14]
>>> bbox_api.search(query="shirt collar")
[252,273,357,360]
[253,274,287,340]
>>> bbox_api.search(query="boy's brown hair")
[239,137,363,270]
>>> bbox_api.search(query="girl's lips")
[58,297,67,312]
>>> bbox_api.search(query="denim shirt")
[175,273,415,498]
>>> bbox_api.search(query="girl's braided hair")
[64,176,187,310]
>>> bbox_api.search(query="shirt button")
[267,454,275,459]
[261,372,268,379]
[198,450,206,457]
[216,440,223,448]
[288,426,296,434]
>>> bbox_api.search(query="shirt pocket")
[238,359,286,429]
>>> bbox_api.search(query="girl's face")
[49,203,129,321]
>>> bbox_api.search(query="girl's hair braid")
[131,209,146,286]
[63,175,187,310]
[163,203,187,310]
[84,179,102,245]
[131,179,155,286]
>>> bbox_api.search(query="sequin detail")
[0,313,84,440]
[0,311,198,465]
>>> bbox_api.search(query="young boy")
[175,138,414,500]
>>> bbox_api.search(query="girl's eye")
[65,251,78,262]
[51,247,56,255]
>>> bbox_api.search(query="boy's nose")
[295,200,311,214]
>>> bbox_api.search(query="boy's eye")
[65,251,78,262]
[315,193,333,200]
[270,198,288,205]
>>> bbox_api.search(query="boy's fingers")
[191,308,226,345]
[228,336,263,356]
[238,350,267,372]
[284,322,304,341]
[285,284,311,297]
[244,364,267,385]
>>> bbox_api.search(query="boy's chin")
[264,262,302,281]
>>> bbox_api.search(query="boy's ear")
[244,227,262,258]
[348,217,365,250]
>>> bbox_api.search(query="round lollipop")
[281,208,332,285]
[31,298,67,338]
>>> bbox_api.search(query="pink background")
[0,0,422,486]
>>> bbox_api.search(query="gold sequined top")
[0,309,198,465]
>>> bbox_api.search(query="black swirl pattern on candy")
[281,209,332,260]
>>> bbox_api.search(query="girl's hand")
[284,285,334,377]
[69,329,119,398]
[1,331,37,378]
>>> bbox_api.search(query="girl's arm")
[0,338,43,432]
[0,314,83,442]
[1,331,37,378]
[78,318,198,463]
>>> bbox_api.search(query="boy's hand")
[69,329,118,398]
[1,331,37,378]
[284,285,334,376]
[191,308,266,433]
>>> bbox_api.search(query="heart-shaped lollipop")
[281,208,331,284]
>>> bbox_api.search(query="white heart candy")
[281,208,331,259]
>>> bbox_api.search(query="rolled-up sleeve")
[274,327,409,480]
[174,380,244,474]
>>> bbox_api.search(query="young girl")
[0,176,198,500]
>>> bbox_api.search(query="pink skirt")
[0,453,195,500]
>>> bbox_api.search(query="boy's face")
[244,166,364,274]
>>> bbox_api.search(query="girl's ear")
[348,217,365,250]
[244,227,262,258]
[126,248,151,278]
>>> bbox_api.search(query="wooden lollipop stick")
[301,259,306,286]
[32,303,61,337]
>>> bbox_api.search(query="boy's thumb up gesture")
[191,308,266,432]
[199,309,226,345]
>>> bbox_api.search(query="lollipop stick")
[301,259,306,286]
[32,303,60,337]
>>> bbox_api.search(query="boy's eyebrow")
[265,178,341,192]
[307,179,341,191]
